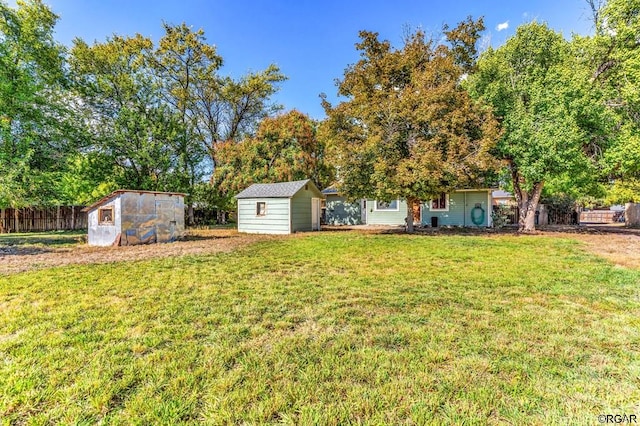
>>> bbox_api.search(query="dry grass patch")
[0,229,270,275]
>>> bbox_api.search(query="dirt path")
[0,229,271,275]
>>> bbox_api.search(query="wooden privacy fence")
[0,206,86,233]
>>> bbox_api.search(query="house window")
[256,202,266,216]
[430,193,449,211]
[374,200,399,211]
[98,207,114,225]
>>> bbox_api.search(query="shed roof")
[235,179,320,199]
[492,190,514,198]
[82,190,186,212]
[321,187,339,195]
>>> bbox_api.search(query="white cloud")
[496,21,509,31]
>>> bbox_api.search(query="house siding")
[422,190,490,227]
[325,195,362,225]
[237,198,290,234]
[366,199,407,226]
[291,185,323,232]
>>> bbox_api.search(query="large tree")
[215,110,334,198]
[467,22,609,232]
[0,0,71,208]
[322,19,500,232]
[70,34,184,193]
[588,0,640,199]
[151,22,287,222]
[151,23,221,223]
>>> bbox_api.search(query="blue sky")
[33,0,596,119]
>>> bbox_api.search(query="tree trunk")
[406,198,415,233]
[188,203,195,227]
[511,167,544,233]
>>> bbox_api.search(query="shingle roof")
[492,190,514,198]
[235,179,313,199]
[321,187,338,195]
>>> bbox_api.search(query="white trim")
[287,198,292,234]
[487,190,493,227]
[287,197,293,234]
[453,188,495,192]
[256,201,267,217]
[429,193,449,212]
[311,197,321,231]
[237,199,241,229]
[374,199,400,211]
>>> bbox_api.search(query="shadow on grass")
[182,234,234,242]
[322,224,640,238]
[0,231,86,249]
[0,246,57,256]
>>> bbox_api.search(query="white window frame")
[256,201,267,216]
[374,200,400,211]
[429,193,449,212]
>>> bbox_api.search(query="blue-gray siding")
[366,199,407,226]
[325,195,362,225]
[291,196,310,232]
[422,191,490,227]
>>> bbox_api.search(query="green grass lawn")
[1,233,639,424]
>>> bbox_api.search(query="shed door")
[311,198,321,231]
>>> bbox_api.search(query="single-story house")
[323,189,494,227]
[422,189,493,227]
[236,179,324,234]
[322,187,364,225]
[82,190,185,246]
[363,199,411,226]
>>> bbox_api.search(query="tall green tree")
[70,34,184,193]
[0,0,71,208]
[151,23,220,223]
[150,22,286,222]
[215,110,334,197]
[467,22,609,231]
[322,18,500,232]
[589,0,640,199]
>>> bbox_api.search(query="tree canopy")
[467,22,610,231]
[0,0,71,208]
[322,18,500,231]
[2,0,639,230]
[215,110,334,203]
